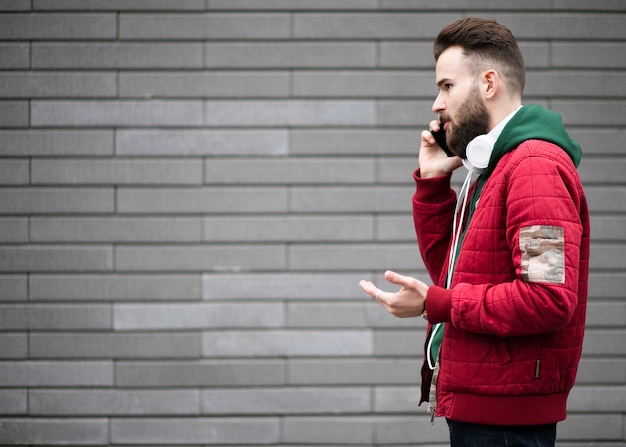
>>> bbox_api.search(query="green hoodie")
[485,103,582,177]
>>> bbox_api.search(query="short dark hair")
[434,17,525,95]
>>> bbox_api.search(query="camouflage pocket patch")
[519,225,565,284]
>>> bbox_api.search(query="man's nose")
[432,93,445,114]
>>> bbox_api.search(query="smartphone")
[430,126,455,157]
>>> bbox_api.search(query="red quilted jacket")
[413,105,590,426]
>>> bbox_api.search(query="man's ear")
[482,69,499,99]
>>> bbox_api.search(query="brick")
[204,100,376,127]
[32,42,203,69]
[202,386,370,415]
[583,329,626,355]
[570,129,624,156]
[31,100,203,127]
[0,130,113,156]
[0,13,116,39]
[31,158,203,185]
[553,42,626,68]
[283,416,373,444]
[0,389,27,414]
[588,273,626,299]
[117,187,287,214]
[205,157,375,184]
[0,218,28,243]
[119,71,289,98]
[116,360,286,386]
[0,333,27,358]
[0,361,113,386]
[375,385,421,413]
[114,244,286,272]
[286,302,421,328]
[379,41,434,68]
[585,186,626,213]
[290,129,420,155]
[568,385,626,412]
[374,330,424,356]
[29,274,201,301]
[378,415,451,444]
[203,215,373,242]
[113,302,284,330]
[0,245,113,272]
[576,358,625,384]
[0,43,29,69]
[293,70,432,97]
[381,0,549,9]
[0,159,29,185]
[202,272,366,300]
[0,101,28,127]
[558,413,623,441]
[0,418,108,445]
[289,358,421,385]
[0,72,115,98]
[30,389,200,416]
[117,129,288,156]
[0,188,109,214]
[120,13,290,39]
[30,332,201,358]
[208,0,377,9]
[0,188,114,214]
[31,216,203,243]
[0,0,30,10]
[552,0,626,9]
[526,71,626,98]
[586,301,626,327]
[111,417,280,445]
[0,275,27,301]
[492,12,626,40]
[551,99,626,126]
[205,42,376,68]
[0,304,111,330]
[290,186,413,212]
[377,214,416,241]
[590,243,626,270]
[33,0,204,9]
[203,329,373,357]
[379,157,420,185]
[378,99,433,126]
[293,12,457,39]
[578,158,626,184]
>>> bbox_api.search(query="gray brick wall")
[0,1,624,446]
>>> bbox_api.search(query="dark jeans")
[447,419,557,447]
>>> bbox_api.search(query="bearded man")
[360,17,590,447]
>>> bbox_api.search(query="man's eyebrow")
[436,78,451,88]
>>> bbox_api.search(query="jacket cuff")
[425,285,453,323]
[413,169,453,204]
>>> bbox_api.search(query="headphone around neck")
[463,134,496,172]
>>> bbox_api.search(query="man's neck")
[488,99,523,131]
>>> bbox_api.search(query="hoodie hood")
[485,104,582,177]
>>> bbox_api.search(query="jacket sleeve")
[432,142,586,336]
[412,169,457,285]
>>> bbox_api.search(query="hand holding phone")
[430,127,455,157]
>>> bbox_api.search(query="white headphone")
[462,134,496,172]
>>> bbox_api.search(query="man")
[359,17,590,447]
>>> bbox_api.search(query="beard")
[444,85,490,159]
